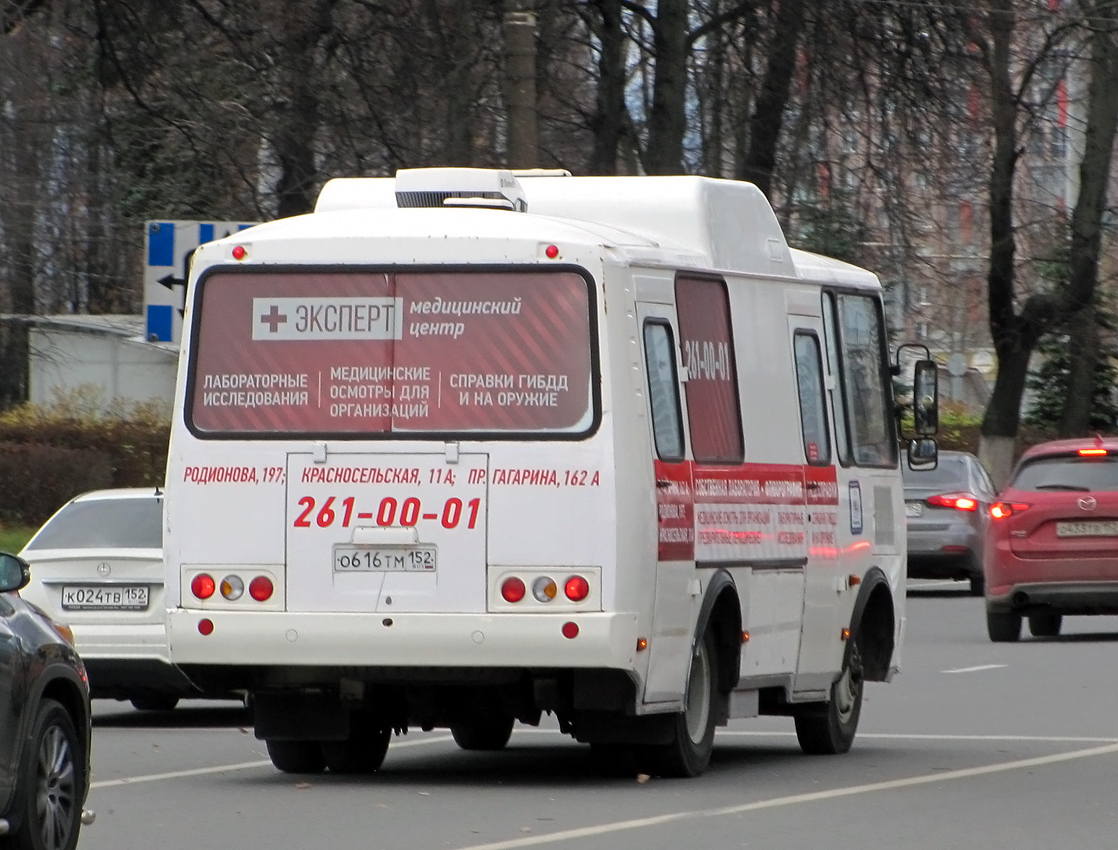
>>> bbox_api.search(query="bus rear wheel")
[639,628,718,778]
[265,740,325,774]
[451,714,514,751]
[795,638,863,755]
[322,725,392,773]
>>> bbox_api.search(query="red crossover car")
[984,436,1118,641]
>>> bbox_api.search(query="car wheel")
[264,740,325,774]
[450,714,515,751]
[638,628,719,778]
[969,574,985,596]
[322,725,392,773]
[8,698,85,850]
[795,637,864,756]
[1028,613,1062,637]
[986,610,1021,642]
[129,695,180,712]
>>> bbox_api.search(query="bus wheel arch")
[696,570,743,696]
[849,568,895,683]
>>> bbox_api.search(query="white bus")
[163,168,937,778]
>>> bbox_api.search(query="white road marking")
[941,664,1008,674]
[449,742,1118,850]
[91,761,272,789]
[89,734,455,790]
[518,728,1118,744]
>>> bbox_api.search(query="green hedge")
[0,395,169,527]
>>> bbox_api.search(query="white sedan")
[19,488,207,710]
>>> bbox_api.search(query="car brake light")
[926,492,978,511]
[1078,448,1108,456]
[249,576,274,601]
[990,501,1031,519]
[191,573,216,599]
[501,576,526,603]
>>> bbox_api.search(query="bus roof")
[299,170,879,287]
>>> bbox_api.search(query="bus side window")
[793,331,831,466]
[674,276,743,464]
[643,320,685,461]
[821,293,852,465]
[836,294,897,468]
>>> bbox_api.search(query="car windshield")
[903,456,968,487]
[24,497,162,550]
[1011,456,1118,493]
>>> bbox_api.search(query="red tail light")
[249,576,274,601]
[191,573,216,599]
[501,576,526,603]
[564,575,590,602]
[926,492,979,511]
[990,501,1030,520]
[1078,448,1108,456]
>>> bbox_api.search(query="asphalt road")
[77,584,1118,849]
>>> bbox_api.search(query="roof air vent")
[394,167,527,212]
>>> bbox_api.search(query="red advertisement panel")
[189,270,593,434]
[674,276,743,463]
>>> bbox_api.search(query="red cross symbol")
[260,304,288,332]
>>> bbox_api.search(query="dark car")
[904,451,997,595]
[0,551,93,850]
[984,436,1118,641]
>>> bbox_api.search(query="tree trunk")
[586,0,625,175]
[1058,306,1099,436]
[1058,3,1118,433]
[271,0,336,218]
[504,0,539,169]
[645,0,689,174]
[740,0,807,198]
[0,27,41,407]
[977,0,1027,486]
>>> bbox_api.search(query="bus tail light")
[249,576,274,601]
[564,575,590,602]
[531,576,557,603]
[501,576,526,603]
[191,573,216,599]
[220,575,244,600]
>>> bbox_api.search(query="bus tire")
[450,714,514,751]
[795,638,863,755]
[265,740,325,774]
[639,628,718,778]
[130,694,180,712]
[322,726,392,774]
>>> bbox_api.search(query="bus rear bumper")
[168,609,640,670]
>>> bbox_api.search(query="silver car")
[903,451,997,595]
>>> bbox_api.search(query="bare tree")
[1058,0,1118,435]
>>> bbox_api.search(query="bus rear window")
[187,269,595,437]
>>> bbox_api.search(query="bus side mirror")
[913,359,938,436]
[908,437,938,470]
